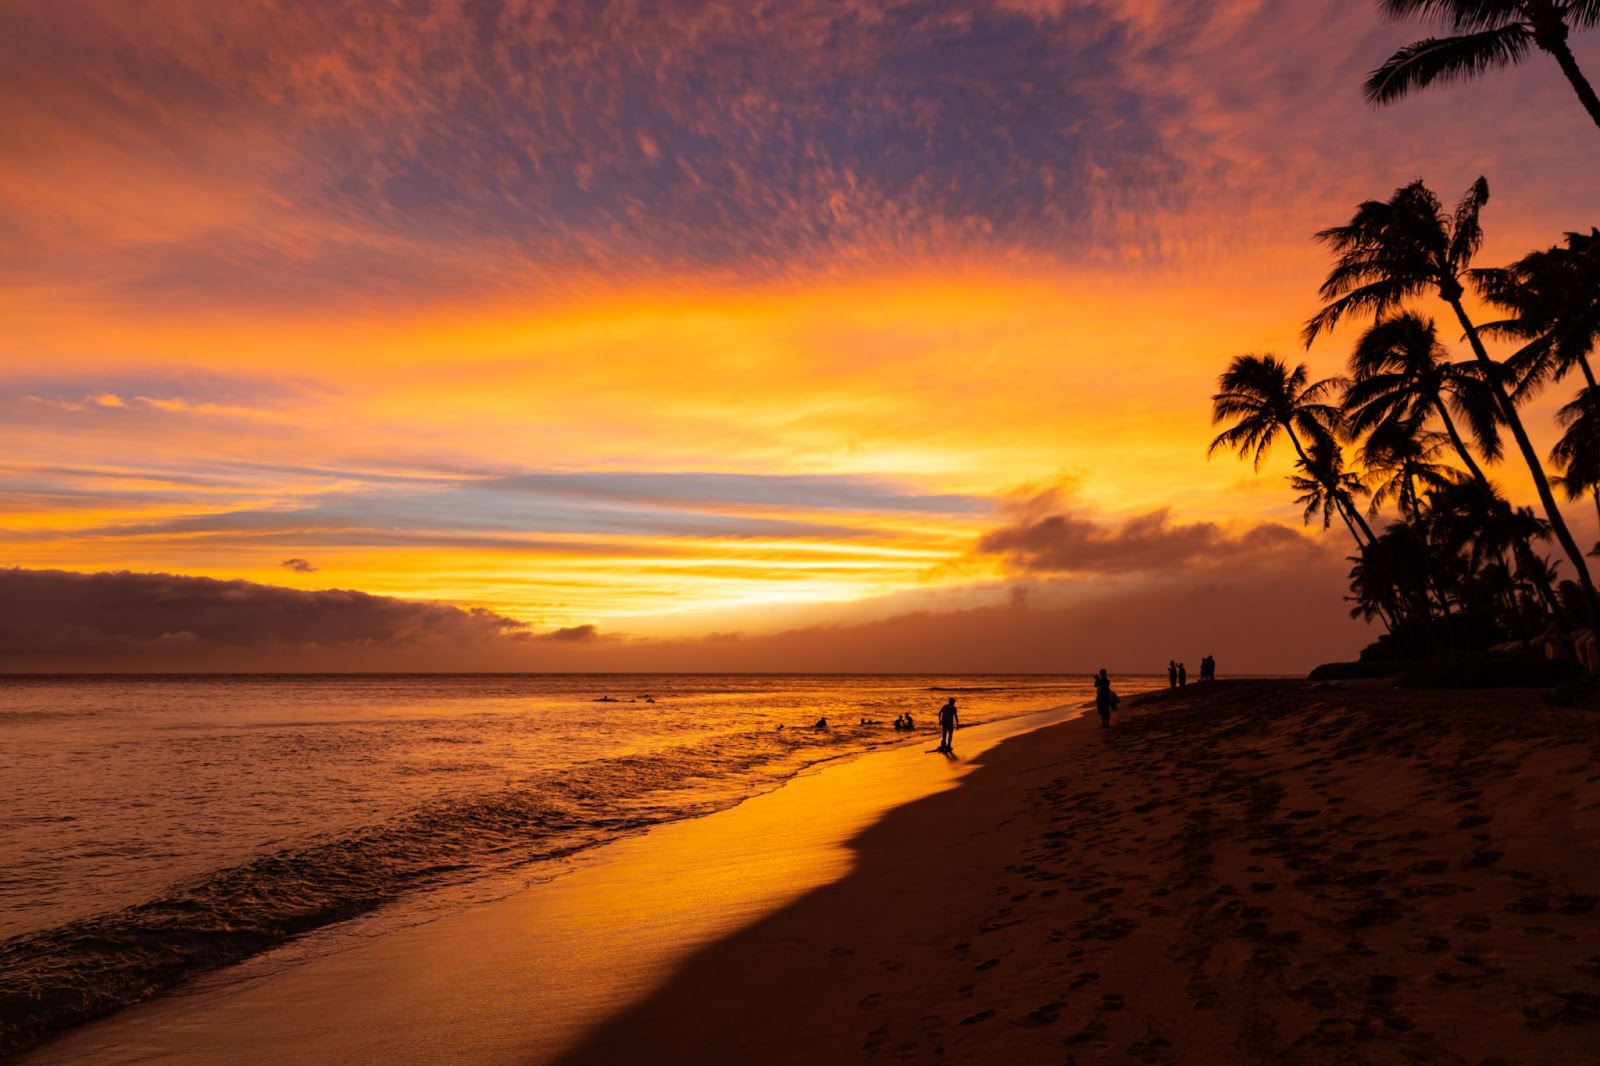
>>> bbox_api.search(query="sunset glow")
[4,0,1598,670]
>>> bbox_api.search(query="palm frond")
[1303,281,1421,344]
[1448,176,1490,269]
[1365,28,1529,105]
[1570,0,1600,30]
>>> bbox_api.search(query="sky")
[3,0,1598,672]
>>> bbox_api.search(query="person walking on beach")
[1167,660,1177,688]
[1178,662,1187,688]
[1094,669,1116,728]
[937,697,959,753]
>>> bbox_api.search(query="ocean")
[0,672,1159,1053]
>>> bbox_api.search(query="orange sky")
[3,0,1598,671]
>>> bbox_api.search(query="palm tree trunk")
[1430,395,1555,621]
[1448,298,1600,619]
[1334,502,1367,550]
[1432,399,1491,486]
[1545,38,1600,134]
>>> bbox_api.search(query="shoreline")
[3,674,1122,1060]
[16,700,1087,1063]
[557,679,1600,1064]
[20,679,1600,1064]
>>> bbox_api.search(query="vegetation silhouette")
[1303,176,1598,620]
[1212,166,1600,659]
[1364,0,1600,132]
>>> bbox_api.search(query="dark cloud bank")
[0,569,529,671]
[0,530,1367,673]
[977,506,1312,575]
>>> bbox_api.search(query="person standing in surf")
[937,697,959,753]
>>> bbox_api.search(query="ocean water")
[0,672,1158,1052]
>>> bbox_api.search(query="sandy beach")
[559,680,1600,1065]
[19,680,1600,1064]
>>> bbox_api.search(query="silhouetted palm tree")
[1477,228,1600,395]
[1365,0,1600,132]
[1553,386,1600,530]
[1291,439,1372,547]
[1479,231,1600,529]
[1343,312,1502,485]
[1304,177,1598,614]
[1209,353,1377,542]
[1361,418,1461,521]
[1349,525,1436,638]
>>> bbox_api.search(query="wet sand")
[561,680,1600,1065]
[23,681,1600,1064]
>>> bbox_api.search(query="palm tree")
[1291,439,1372,547]
[1479,231,1600,529]
[1209,353,1376,542]
[1476,228,1600,396]
[1361,418,1461,522]
[1342,312,1502,486]
[1303,177,1598,614]
[1553,386,1600,530]
[1348,525,1437,642]
[1364,0,1600,133]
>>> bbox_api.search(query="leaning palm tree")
[1349,524,1438,641]
[1360,418,1462,522]
[1478,231,1600,528]
[1365,0,1600,133]
[1209,353,1376,542]
[1343,312,1502,485]
[1303,177,1598,613]
[1476,228,1600,396]
[1291,439,1373,548]
[1553,386,1600,530]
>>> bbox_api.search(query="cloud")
[0,0,1194,307]
[0,552,1369,674]
[975,494,1315,576]
[489,548,1369,675]
[0,567,527,668]
[280,557,317,573]
[540,624,601,643]
[47,469,984,544]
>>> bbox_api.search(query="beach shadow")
[926,747,958,760]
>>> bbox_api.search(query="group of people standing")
[1166,656,1216,688]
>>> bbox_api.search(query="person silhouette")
[1094,669,1116,727]
[1178,662,1187,688]
[1167,660,1177,688]
[937,697,959,753]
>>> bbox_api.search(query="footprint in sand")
[1013,1000,1064,1027]
[1186,976,1220,1010]
[857,993,882,1009]
[1064,1018,1108,1046]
